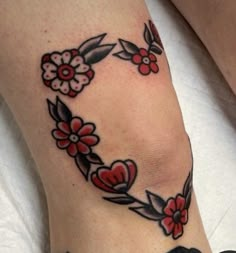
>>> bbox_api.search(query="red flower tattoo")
[160,195,188,239]
[47,97,193,240]
[41,34,116,97]
[52,117,99,157]
[91,160,137,193]
[114,20,163,76]
[132,48,159,75]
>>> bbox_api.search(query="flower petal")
[52,129,68,140]
[74,74,89,86]
[57,122,71,134]
[62,51,72,64]
[139,48,148,56]
[51,79,62,90]
[139,63,150,75]
[75,63,90,73]
[160,217,175,235]
[78,123,95,136]
[180,209,188,224]
[59,81,70,94]
[67,143,78,157]
[150,62,159,73]
[80,135,99,146]
[70,117,83,133]
[91,174,116,193]
[132,54,142,64]
[70,56,84,67]
[42,62,57,71]
[77,141,90,154]
[175,195,186,211]
[43,66,57,80]
[57,139,70,148]
[164,198,176,216]
[69,80,83,92]
[125,160,137,188]
[50,53,62,65]
[173,223,183,239]
[149,53,157,62]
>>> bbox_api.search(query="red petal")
[139,48,148,56]
[71,49,79,57]
[139,63,150,75]
[173,223,183,239]
[91,174,116,193]
[180,209,188,224]
[57,122,70,134]
[80,135,99,146]
[57,139,70,148]
[78,123,95,136]
[67,143,78,157]
[175,195,186,211]
[42,54,50,63]
[98,161,128,187]
[68,90,77,97]
[149,53,157,62]
[125,160,137,188]
[86,69,94,79]
[77,141,90,154]
[150,62,159,73]
[160,217,175,235]
[132,54,142,64]
[164,198,176,216]
[70,117,83,133]
[52,129,68,140]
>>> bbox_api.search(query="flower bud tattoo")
[47,97,193,240]
[41,34,116,97]
[113,20,164,75]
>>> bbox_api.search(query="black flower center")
[173,210,181,224]
[142,57,150,65]
[69,134,79,143]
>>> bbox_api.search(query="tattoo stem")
[125,192,149,207]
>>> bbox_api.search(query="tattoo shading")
[168,247,201,253]
[113,20,164,75]
[41,34,116,97]
[47,97,192,239]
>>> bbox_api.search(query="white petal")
[70,80,83,92]
[75,63,90,73]
[42,62,57,71]
[59,81,70,94]
[43,68,57,80]
[70,56,84,67]
[74,74,89,85]
[51,79,61,90]
[62,51,72,64]
[50,53,62,65]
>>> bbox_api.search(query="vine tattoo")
[41,34,116,97]
[47,97,193,240]
[113,20,164,75]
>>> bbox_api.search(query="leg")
[0,1,211,252]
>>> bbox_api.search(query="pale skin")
[0,1,211,253]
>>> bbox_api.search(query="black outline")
[167,246,201,253]
[41,33,116,98]
[113,20,163,76]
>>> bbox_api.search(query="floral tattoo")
[41,34,116,97]
[113,20,164,75]
[47,97,193,240]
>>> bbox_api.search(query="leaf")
[144,24,153,45]
[118,39,139,54]
[185,190,192,209]
[75,154,91,180]
[86,153,103,165]
[146,190,165,214]
[129,205,163,221]
[104,196,135,205]
[183,171,192,197]
[150,45,162,55]
[56,96,72,122]
[84,44,116,64]
[78,33,106,56]
[47,99,60,121]
[167,246,201,253]
[113,50,132,60]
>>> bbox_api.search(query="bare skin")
[0,1,211,252]
[172,0,236,94]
